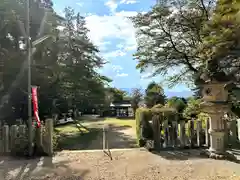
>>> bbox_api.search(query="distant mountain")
[165,90,193,98]
[120,88,193,98]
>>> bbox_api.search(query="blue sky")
[52,0,192,97]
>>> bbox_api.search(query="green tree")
[131,0,214,87]
[130,88,142,117]
[0,0,59,121]
[144,82,165,108]
[198,0,240,83]
[166,96,187,113]
[56,7,108,110]
[182,97,201,119]
[0,2,111,122]
[106,87,128,102]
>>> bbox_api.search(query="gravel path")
[1,149,240,180]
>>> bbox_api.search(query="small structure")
[200,80,230,157]
[110,101,133,117]
[199,71,236,159]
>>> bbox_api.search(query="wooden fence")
[0,119,53,156]
[148,118,240,150]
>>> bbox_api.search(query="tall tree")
[131,0,215,87]
[0,0,59,121]
[199,0,240,82]
[144,82,165,108]
[106,87,128,102]
[0,2,111,122]
[130,88,142,117]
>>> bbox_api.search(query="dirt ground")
[1,149,240,180]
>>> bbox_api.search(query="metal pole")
[26,0,33,156]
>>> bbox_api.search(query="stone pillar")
[45,119,53,156]
[189,120,195,147]
[179,121,185,147]
[205,118,210,147]
[229,119,237,144]
[196,120,202,147]
[163,120,169,147]
[10,125,18,150]
[2,125,9,153]
[36,126,43,148]
[208,113,225,154]
[224,120,229,146]
[152,114,161,150]
[19,125,26,136]
[172,121,178,147]
[237,119,240,142]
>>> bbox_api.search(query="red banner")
[32,87,41,128]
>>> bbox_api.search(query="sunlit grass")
[55,123,89,134]
[104,118,136,128]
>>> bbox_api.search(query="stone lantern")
[199,72,235,158]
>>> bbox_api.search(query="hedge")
[135,107,152,146]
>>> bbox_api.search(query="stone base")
[201,150,237,161]
[209,152,226,160]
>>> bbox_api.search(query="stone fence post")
[3,125,9,153]
[45,119,53,156]
[237,119,240,142]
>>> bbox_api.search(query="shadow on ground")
[150,147,240,164]
[56,123,137,151]
[0,156,89,180]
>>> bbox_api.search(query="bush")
[183,98,201,120]
[135,108,152,146]
[53,129,60,150]
[152,104,164,109]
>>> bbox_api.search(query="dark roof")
[112,100,131,104]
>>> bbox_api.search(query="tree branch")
[157,18,198,73]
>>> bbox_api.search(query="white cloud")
[116,43,136,52]
[97,41,111,51]
[104,50,126,59]
[114,10,138,17]
[120,0,138,5]
[105,0,118,13]
[85,12,137,54]
[116,73,128,77]
[76,2,83,6]
[102,64,128,78]
[140,72,152,79]
[105,0,138,13]
[112,65,123,72]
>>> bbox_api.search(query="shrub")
[183,98,201,120]
[135,107,152,146]
[197,112,208,129]
[53,129,60,150]
[152,104,164,109]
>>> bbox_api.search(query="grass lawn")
[55,123,89,134]
[103,118,136,129]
